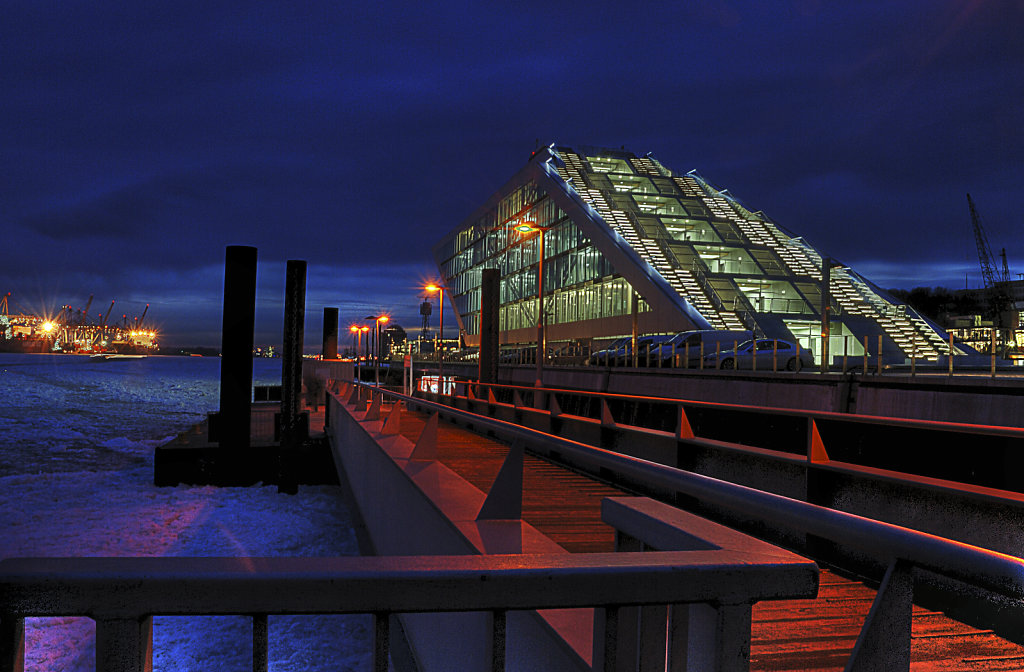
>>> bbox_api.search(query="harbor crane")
[968,194,1014,352]
[968,194,1011,292]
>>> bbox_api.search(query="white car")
[704,339,814,371]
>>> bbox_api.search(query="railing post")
[489,610,507,672]
[948,333,954,377]
[373,612,390,672]
[845,559,913,672]
[252,614,268,672]
[665,602,752,672]
[593,605,621,672]
[991,329,997,378]
[639,605,669,670]
[94,616,153,672]
[0,615,25,672]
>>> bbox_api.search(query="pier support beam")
[218,245,258,449]
[322,306,339,360]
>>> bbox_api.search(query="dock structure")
[6,365,1024,670]
[330,384,1024,671]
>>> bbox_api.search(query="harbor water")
[0,353,369,671]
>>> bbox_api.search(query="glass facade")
[433,145,956,362]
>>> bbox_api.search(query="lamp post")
[361,326,370,378]
[515,221,549,388]
[425,283,446,395]
[365,315,389,387]
[349,325,366,382]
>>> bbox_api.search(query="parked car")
[651,330,752,367]
[588,334,673,366]
[588,337,629,365]
[703,338,814,371]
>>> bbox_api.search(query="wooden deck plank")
[384,404,1024,671]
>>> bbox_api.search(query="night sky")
[4,1,1021,349]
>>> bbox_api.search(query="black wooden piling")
[479,268,499,384]
[279,259,307,494]
[217,245,258,449]
[322,306,339,360]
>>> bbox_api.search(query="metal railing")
[0,534,816,672]
[392,384,1024,653]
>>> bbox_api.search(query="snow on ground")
[1,456,371,671]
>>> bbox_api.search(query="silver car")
[704,339,814,371]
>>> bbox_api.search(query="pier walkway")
[356,392,1024,671]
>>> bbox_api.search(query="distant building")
[432,145,960,364]
[948,280,1024,357]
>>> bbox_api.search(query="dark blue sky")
[3,1,1021,348]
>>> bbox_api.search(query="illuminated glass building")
[432,145,955,363]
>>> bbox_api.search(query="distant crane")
[968,194,1010,289]
[967,194,1013,347]
[80,295,94,325]
[137,303,149,328]
[101,300,115,328]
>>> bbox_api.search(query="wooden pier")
[370,399,1024,671]
[154,402,337,487]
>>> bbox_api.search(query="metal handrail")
[0,535,815,672]
[385,384,1024,602]
[463,380,1024,439]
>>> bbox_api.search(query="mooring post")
[279,259,307,494]
[218,245,257,449]
[321,305,337,360]
[322,306,338,360]
[479,268,499,384]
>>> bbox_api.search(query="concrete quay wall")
[327,392,591,672]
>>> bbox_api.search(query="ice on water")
[0,354,369,671]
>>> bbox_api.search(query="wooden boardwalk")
[378,401,1024,671]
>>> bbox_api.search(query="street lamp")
[360,326,370,376]
[514,220,549,388]
[349,325,366,382]
[424,283,446,394]
[365,315,389,387]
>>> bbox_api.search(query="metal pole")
[948,334,954,377]
[375,320,381,388]
[355,331,361,381]
[439,289,445,394]
[991,329,996,378]
[535,232,544,388]
[820,257,831,374]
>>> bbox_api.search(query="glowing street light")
[424,283,447,394]
[349,325,366,382]
[514,220,550,388]
[365,315,389,387]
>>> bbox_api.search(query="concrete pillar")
[322,306,339,360]
[479,268,499,384]
[218,245,257,449]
